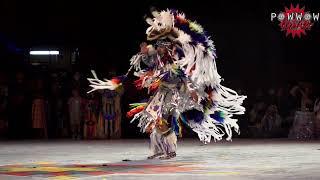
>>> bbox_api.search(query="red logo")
[271,4,319,38]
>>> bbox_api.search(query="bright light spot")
[30,51,59,55]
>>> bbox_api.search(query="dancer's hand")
[191,91,198,102]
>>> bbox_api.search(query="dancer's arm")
[87,42,158,94]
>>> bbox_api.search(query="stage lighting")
[30,51,59,55]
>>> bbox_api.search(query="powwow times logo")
[271,4,319,38]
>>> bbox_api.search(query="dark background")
[1,0,319,84]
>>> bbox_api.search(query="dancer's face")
[140,42,147,53]
[157,46,166,55]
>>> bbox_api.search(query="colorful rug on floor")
[0,160,210,179]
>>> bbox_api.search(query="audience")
[0,69,319,140]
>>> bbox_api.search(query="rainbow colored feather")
[127,103,147,118]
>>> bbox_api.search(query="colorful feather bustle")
[133,71,156,90]
[182,109,204,123]
[149,79,160,92]
[209,111,225,123]
[173,12,214,55]
[170,64,185,77]
[134,78,143,89]
[126,103,147,118]
[129,102,148,109]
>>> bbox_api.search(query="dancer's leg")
[159,131,177,159]
[148,129,164,159]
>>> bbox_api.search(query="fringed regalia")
[88,9,246,159]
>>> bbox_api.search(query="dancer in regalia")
[88,9,246,159]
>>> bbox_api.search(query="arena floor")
[0,139,319,179]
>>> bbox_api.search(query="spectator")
[8,72,31,139]
[313,96,320,139]
[31,79,47,139]
[261,105,282,137]
[0,73,8,137]
[68,89,83,139]
[300,86,313,112]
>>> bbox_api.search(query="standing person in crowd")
[314,95,320,139]
[100,69,124,139]
[8,72,30,139]
[83,92,99,139]
[288,83,314,139]
[0,73,8,137]
[48,73,67,138]
[113,85,123,139]
[71,71,86,96]
[68,89,83,139]
[300,86,313,112]
[289,83,313,112]
[31,78,47,139]
[261,105,282,137]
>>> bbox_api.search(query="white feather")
[174,28,192,44]
[87,70,120,93]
